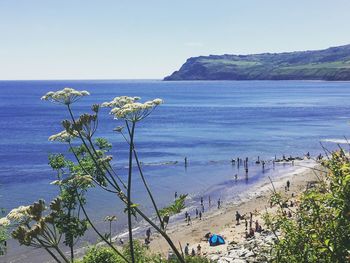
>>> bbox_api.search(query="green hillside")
[164,44,350,81]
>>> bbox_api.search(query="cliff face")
[164,44,350,81]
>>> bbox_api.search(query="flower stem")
[127,121,136,263]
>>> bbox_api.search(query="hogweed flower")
[50,180,62,186]
[48,130,78,143]
[68,174,93,187]
[0,217,10,226]
[102,96,163,122]
[75,113,98,139]
[7,206,30,221]
[41,87,90,105]
[113,126,124,133]
[104,215,117,222]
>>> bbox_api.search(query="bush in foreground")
[264,150,350,263]
[78,241,210,263]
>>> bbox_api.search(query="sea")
[1,80,350,262]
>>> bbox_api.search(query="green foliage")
[95,137,112,152]
[122,240,151,262]
[49,153,66,170]
[0,209,8,256]
[159,194,188,217]
[78,242,210,263]
[79,246,123,263]
[264,150,350,263]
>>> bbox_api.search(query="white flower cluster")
[7,205,30,221]
[41,87,90,105]
[102,96,163,122]
[50,174,93,187]
[0,217,10,226]
[48,130,78,142]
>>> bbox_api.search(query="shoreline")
[2,159,319,262]
[147,159,319,258]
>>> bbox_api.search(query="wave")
[321,138,349,144]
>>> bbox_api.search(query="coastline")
[147,159,319,258]
[2,159,321,263]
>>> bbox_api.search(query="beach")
[148,160,320,259]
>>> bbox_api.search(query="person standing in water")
[286,180,290,191]
[217,198,221,209]
[208,195,211,207]
[175,191,178,200]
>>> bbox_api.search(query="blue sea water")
[1,80,350,261]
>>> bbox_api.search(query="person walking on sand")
[163,214,170,229]
[245,218,248,230]
[197,244,202,255]
[195,208,199,218]
[191,248,196,257]
[235,211,241,225]
[286,180,290,191]
[255,220,259,231]
[187,214,192,225]
[146,227,151,241]
[217,198,221,209]
[199,211,202,220]
[185,211,188,221]
[184,243,189,256]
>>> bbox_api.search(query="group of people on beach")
[184,243,202,257]
[234,210,264,239]
[183,195,222,226]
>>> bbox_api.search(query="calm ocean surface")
[1,80,350,260]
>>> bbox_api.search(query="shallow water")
[1,80,350,261]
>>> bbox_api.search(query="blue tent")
[209,234,225,246]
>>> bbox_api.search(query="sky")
[0,0,350,80]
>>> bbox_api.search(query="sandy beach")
[148,160,321,259]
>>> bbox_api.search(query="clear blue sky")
[1,0,350,80]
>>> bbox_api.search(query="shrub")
[264,150,350,263]
[80,246,123,263]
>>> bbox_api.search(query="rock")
[244,251,255,258]
[211,255,220,261]
[232,259,247,263]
